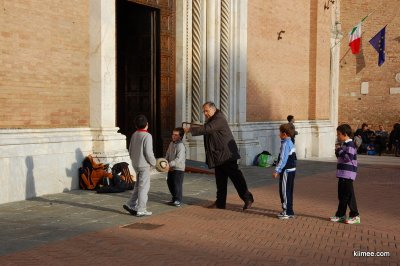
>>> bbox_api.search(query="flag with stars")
[369,26,386,66]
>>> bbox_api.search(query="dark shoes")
[123,204,137,216]
[207,201,226,209]
[207,201,217,208]
[167,200,182,207]
[243,198,254,210]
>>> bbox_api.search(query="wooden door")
[117,1,162,156]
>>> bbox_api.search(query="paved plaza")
[0,156,399,265]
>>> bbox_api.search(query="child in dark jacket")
[272,123,297,219]
[330,124,360,224]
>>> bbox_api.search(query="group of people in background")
[122,102,365,225]
[354,122,400,156]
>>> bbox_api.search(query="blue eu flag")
[369,26,386,66]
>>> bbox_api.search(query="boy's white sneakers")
[136,210,152,217]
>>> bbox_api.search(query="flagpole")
[330,10,376,50]
[339,47,351,63]
[361,11,375,22]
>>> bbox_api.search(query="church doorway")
[116,0,162,156]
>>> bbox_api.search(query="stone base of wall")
[0,128,131,204]
[186,121,336,166]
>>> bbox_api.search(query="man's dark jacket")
[190,110,240,168]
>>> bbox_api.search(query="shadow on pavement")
[29,197,126,215]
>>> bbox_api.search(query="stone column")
[191,0,202,123]
[231,0,247,123]
[206,0,220,105]
[330,0,341,128]
[220,0,230,118]
[176,0,190,126]
[175,0,259,164]
[89,0,132,166]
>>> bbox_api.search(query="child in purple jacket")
[330,124,360,224]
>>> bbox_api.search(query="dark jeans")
[335,178,359,217]
[167,170,184,202]
[279,170,296,215]
[214,160,253,209]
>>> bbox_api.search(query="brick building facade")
[339,1,400,131]
[247,0,331,122]
[1,0,90,128]
[0,0,363,204]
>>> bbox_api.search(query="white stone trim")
[395,73,400,83]
[206,0,220,103]
[389,87,400,94]
[88,0,131,162]
[176,0,189,126]
[329,0,341,128]
[361,82,369,95]
[89,0,116,128]
[0,129,85,204]
[231,0,247,123]
[231,121,336,165]
[0,127,135,204]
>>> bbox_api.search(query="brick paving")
[0,156,399,265]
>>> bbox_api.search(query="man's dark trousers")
[214,160,253,209]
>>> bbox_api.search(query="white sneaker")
[345,216,360,224]
[136,210,152,217]
[173,201,181,207]
[330,215,346,223]
[277,211,294,219]
[277,211,286,218]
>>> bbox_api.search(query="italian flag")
[349,23,362,54]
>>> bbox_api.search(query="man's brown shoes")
[207,201,226,209]
[243,198,254,210]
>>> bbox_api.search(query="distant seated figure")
[287,115,299,144]
[389,123,400,157]
[388,123,400,154]
[354,123,374,153]
[375,125,389,138]
[374,125,389,155]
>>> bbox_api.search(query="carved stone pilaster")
[191,0,201,122]
[220,0,230,118]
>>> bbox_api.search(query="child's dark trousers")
[167,170,184,202]
[335,177,359,217]
[279,170,296,215]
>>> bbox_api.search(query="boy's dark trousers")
[279,170,296,215]
[167,170,184,202]
[335,177,359,217]
[214,160,253,209]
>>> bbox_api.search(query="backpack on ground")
[112,162,135,190]
[96,162,135,193]
[79,155,112,190]
[254,151,274,168]
[96,173,126,193]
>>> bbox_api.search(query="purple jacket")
[335,139,358,180]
